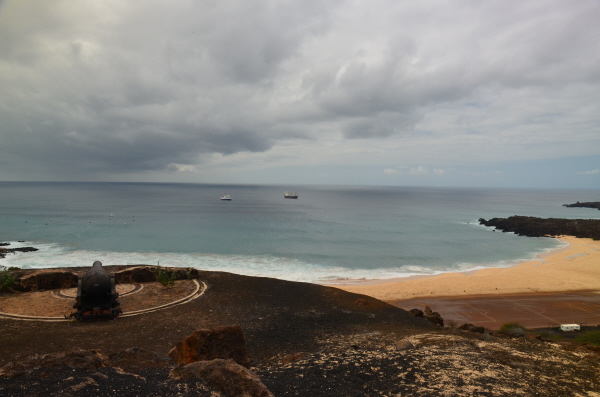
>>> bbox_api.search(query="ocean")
[0,182,598,283]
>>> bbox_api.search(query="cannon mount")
[69,261,121,321]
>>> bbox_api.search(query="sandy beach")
[331,236,600,301]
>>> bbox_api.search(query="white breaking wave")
[0,237,566,284]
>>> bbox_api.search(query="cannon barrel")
[80,260,113,299]
[70,261,121,321]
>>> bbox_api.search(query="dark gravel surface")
[1,269,600,396]
[0,366,217,397]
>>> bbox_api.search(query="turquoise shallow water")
[0,182,598,283]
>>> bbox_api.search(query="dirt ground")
[0,269,430,367]
[0,280,198,318]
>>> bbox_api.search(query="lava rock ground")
[1,270,600,396]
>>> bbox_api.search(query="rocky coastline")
[563,201,600,210]
[478,216,600,240]
[0,243,38,263]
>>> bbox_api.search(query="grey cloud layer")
[1,0,599,180]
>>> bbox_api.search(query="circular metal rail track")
[0,279,206,322]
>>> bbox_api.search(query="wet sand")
[330,236,600,301]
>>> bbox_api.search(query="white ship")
[220,194,232,201]
[284,191,298,199]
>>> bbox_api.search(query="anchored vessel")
[284,191,298,199]
[70,261,121,321]
[220,194,232,201]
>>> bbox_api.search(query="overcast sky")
[1,0,599,188]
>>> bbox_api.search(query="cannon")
[70,261,121,321]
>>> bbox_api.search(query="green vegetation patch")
[499,322,527,336]
[156,265,176,288]
[573,331,600,346]
[0,269,16,291]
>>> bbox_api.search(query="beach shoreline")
[328,236,600,301]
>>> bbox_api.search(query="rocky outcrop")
[169,325,251,368]
[170,358,274,397]
[563,201,600,210]
[0,246,38,260]
[479,216,600,240]
[407,308,424,317]
[408,307,444,326]
[424,305,444,327]
[168,325,272,396]
[18,270,78,291]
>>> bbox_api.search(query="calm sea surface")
[0,182,598,283]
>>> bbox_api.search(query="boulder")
[355,298,368,306]
[408,308,424,318]
[170,358,274,397]
[18,270,78,291]
[395,340,415,351]
[423,306,444,327]
[169,325,250,367]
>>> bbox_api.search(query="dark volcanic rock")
[1,268,600,396]
[170,359,274,397]
[563,201,600,210]
[424,312,444,327]
[479,216,600,240]
[408,308,424,318]
[169,325,251,367]
[0,246,38,260]
[423,306,444,327]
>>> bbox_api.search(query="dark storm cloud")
[0,0,599,182]
[0,0,338,178]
